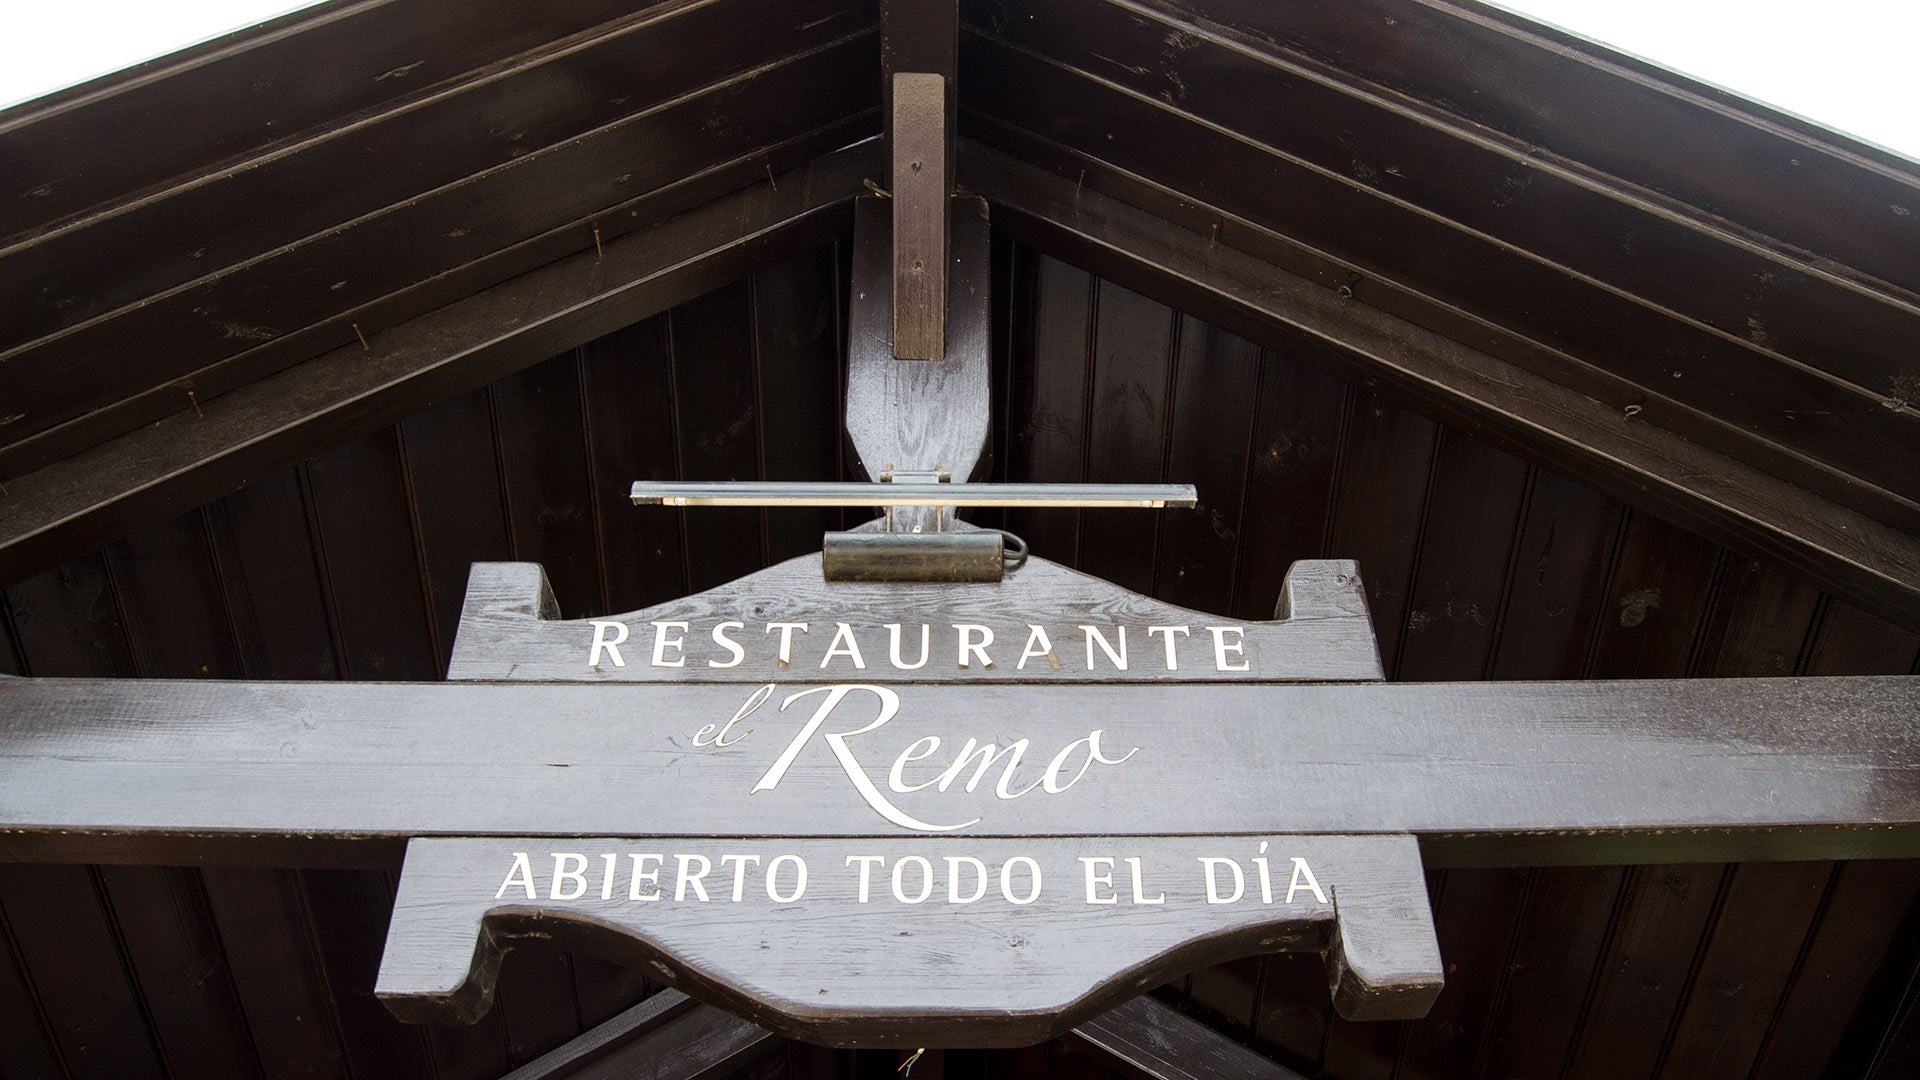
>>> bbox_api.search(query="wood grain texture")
[845,195,992,530]
[376,835,1441,1041]
[445,554,1382,682]
[892,74,950,360]
[1070,994,1311,1079]
[3,674,1920,864]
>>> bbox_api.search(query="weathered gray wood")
[892,73,950,361]
[443,555,1383,682]
[377,835,1439,1042]
[4,674,1919,865]
[499,989,777,1080]
[845,195,991,530]
[1070,995,1311,1080]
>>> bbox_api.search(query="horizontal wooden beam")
[1,673,1916,866]
[499,989,778,1080]
[1070,995,1309,1080]
[0,141,877,588]
[959,139,1920,632]
[957,28,1920,530]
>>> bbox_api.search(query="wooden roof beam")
[0,142,878,589]
[960,139,1920,631]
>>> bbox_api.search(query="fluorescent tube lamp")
[629,481,1198,509]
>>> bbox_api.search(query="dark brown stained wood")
[516,994,777,1080]
[0,0,691,240]
[1077,281,1176,595]
[572,956,653,1031]
[1391,432,1530,681]
[302,430,441,680]
[0,112,878,484]
[961,141,1920,630]
[0,141,878,589]
[1152,324,1258,615]
[1803,600,1920,679]
[1246,953,1333,1068]
[2,552,135,676]
[399,390,515,675]
[444,555,1384,683]
[6,675,1920,866]
[500,951,584,1067]
[0,865,167,1077]
[892,74,951,360]
[1324,394,1438,677]
[1488,471,1627,680]
[0,0,871,357]
[1473,865,1627,1078]
[0,922,63,1078]
[1002,253,1092,561]
[966,0,1920,407]
[0,32,881,455]
[1393,867,1529,1077]
[1561,864,1726,1080]
[957,36,1920,518]
[1750,860,1920,1080]
[1125,0,1920,296]
[299,868,436,1078]
[204,471,341,680]
[1069,995,1310,1079]
[376,834,1441,1040]
[1584,513,1724,679]
[494,354,603,621]
[1226,348,1346,625]
[882,0,958,137]
[1692,557,1824,679]
[751,247,850,559]
[104,510,245,679]
[1656,860,1832,1078]
[580,318,691,614]
[844,195,993,531]
[668,281,768,592]
[200,867,351,1080]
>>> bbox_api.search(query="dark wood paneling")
[1153,322,1260,615]
[669,281,768,591]
[0,915,64,1078]
[494,354,603,618]
[104,510,243,678]
[1488,471,1626,680]
[580,318,690,613]
[751,247,848,559]
[1474,865,1627,1079]
[1585,513,1724,679]
[1003,252,1092,562]
[399,389,514,673]
[1079,281,1176,594]
[3,552,135,676]
[1394,867,1529,1077]
[1226,348,1345,623]
[299,868,435,1077]
[1324,394,1438,676]
[204,471,340,679]
[0,31,880,451]
[200,867,350,1080]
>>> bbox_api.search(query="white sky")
[0,0,1915,161]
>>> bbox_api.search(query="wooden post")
[891,72,949,360]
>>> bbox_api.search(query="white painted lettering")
[846,855,885,903]
[1200,857,1244,904]
[1286,857,1329,904]
[1253,841,1273,903]
[497,852,536,899]
[936,738,1041,800]
[675,854,712,901]
[886,623,931,670]
[755,685,975,832]
[627,854,664,901]
[550,853,589,900]
[820,622,867,669]
[887,735,944,793]
[766,622,809,667]
[719,853,760,901]
[1042,729,1139,794]
[1126,856,1165,904]
[1000,856,1042,905]
[1146,625,1190,670]
[586,621,629,668]
[766,855,807,902]
[945,856,989,904]
[892,855,935,903]
[1080,625,1129,670]
[600,853,618,900]
[708,621,746,668]
[1080,856,1117,905]
[650,621,689,667]
[1207,626,1250,671]
[954,623,994,669]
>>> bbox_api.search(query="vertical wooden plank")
[581,316,687,614]
[497,952,584,1067]
[1655,861,1833,1079]
[1152,321,1260,614]
[399,388,513,670]
[493,351,603,618]
[0,595,23,675]
[1182,955,1262,1042]
[1078,280,1175,594]
[1227,348,1346,623]
[299,868,434,1078]
[1324,393,1439,676]
[205,470,339,679]
[753,247,846,559]
[1475,866,1628,1079]
[1003,252,1090,563]
[891,73,948,361]
[201,867,351,1080]
[95,866,262,1079]
[1394,867,1530,1078]
[1690,556,1824,678]
[1488,470,1627,680]
[1392,432,1530,681]
[302,428,440,680]
[670,281,767,592]
[1563,864,1727,1080]
[104,510,244,678]
[0,866,166,1079]
[1584,513,1722,678]
[1247,952,1333,1071]
[0,916,64,1079]
[570,955,652,1030]
[3,553,136,676]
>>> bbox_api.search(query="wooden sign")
[377,834,1440,1046]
